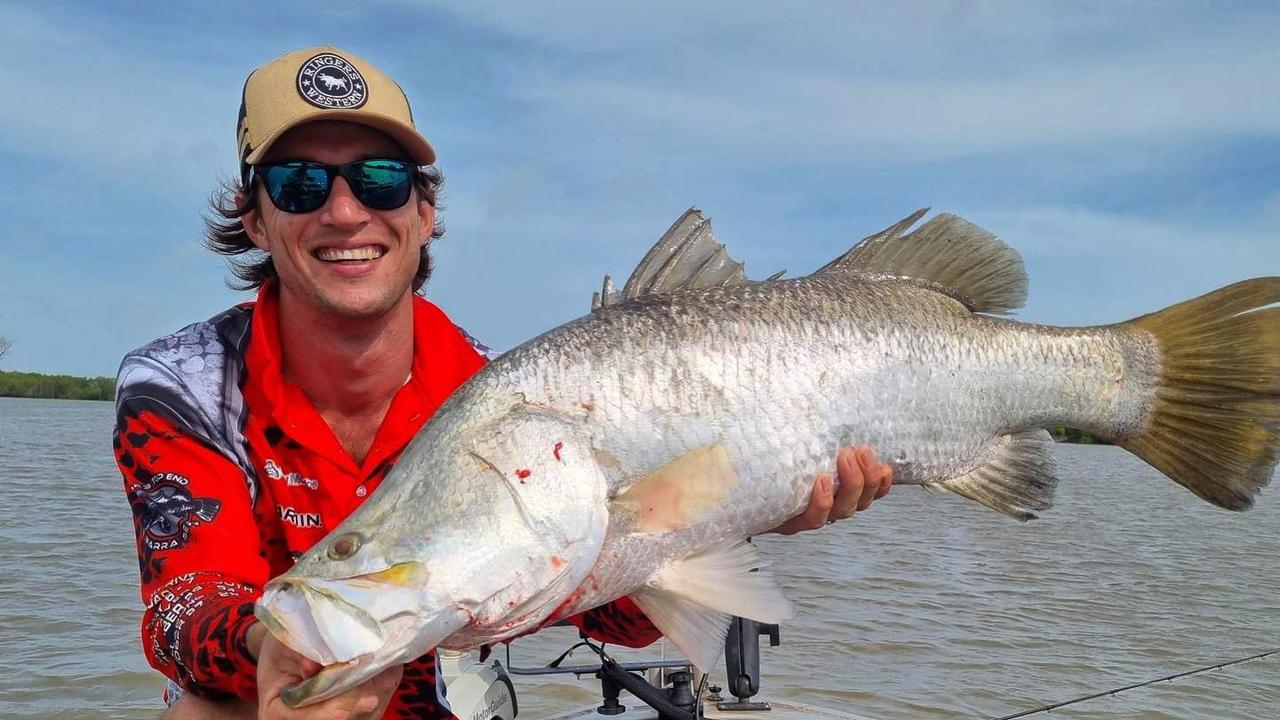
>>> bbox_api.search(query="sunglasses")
[252,158,416,214]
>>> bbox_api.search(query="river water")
[0,396,1276,719]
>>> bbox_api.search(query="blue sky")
[1,1,1277,377]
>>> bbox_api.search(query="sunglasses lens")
[350,160,412,210]
[262,163,330,213]
[256,160,413,213]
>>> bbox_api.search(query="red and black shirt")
[115,283,660,717]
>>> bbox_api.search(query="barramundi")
[256,209,1280,706]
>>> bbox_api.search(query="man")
[115,46,893,720]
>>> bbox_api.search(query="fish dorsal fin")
[817,209,1029,315]
[631,541,793,671]
[593,208,749,310]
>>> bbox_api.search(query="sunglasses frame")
[251,158,417,214]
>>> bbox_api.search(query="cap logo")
[296,52,368,109]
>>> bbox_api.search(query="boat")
[440,616,881,720]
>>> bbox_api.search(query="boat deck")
[540,696,881,720]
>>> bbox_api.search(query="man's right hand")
[255,630,401,720]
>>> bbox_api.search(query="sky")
[0,1,1277,377]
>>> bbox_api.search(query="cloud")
[1,2,1276,374]
[976,204,1280,325]
[1264,192,1280,221]
[435,2,1280,168]
[0,5,240,198]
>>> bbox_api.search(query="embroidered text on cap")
[296,52,368,109]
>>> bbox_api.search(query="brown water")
[0,396,1276,719]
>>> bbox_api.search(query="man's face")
[243,121,434,320]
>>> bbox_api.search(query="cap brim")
[244,109,436,167]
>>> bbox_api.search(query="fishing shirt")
[114,281,662,717]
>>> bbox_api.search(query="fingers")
[257,633,403,719]
[860,445,893,500]
[802,473,837,530]
[828,446,865,521]
[763,445,892,536]
[849,445,880,507]
[766,473,833,535]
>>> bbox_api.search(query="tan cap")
[236,46,435,180]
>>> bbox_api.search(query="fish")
[255,208,1280,706]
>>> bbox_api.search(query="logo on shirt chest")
[264,458,319,490]
[277,505,324,529]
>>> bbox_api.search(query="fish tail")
[1118,277,1280,510]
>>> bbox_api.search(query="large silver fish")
[256,209,1280,706]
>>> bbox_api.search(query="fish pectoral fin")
[610,444,739,533]
[594,208,752,311]
[631,541,794,671]
[815,210,1028,316]
[929,429,1058,520]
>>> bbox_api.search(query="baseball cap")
[236,45,436,181]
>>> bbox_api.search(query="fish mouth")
[260,604,470,707]
[280,655,372,708]
[256,561,428,666]
[255,595,388,708]
[255,561,469,707]
[257,578,385,666]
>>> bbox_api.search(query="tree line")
[0,370,115,401]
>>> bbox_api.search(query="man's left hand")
[767,445,892,535]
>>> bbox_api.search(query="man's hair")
[204,167,445,292]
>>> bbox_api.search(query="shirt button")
[356,485,367,498]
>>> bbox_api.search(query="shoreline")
[0,370,115,402]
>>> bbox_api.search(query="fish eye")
[328,532,363,560]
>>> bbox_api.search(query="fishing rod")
[991,647,1279,719]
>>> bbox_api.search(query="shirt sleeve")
[567,597,663,648]
[116,406,266,700]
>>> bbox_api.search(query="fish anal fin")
[817,210,1029,315]
[630,591,730,673]
[930,429,1058,520]
[612,444,738,533]
[631,541,793,671]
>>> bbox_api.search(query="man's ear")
[240,190,269,251]
[418,200,436,247]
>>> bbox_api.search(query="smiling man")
[114,46,892,720]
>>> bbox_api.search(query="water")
[0,396,1276,719]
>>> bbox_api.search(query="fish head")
[255,522,460,706]
[256,403,611,706]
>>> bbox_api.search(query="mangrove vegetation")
[0,370,115,401]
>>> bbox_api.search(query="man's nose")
[321,177,371,226]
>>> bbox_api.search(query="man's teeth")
[316,246,384,262]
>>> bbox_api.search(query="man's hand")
[768,445,892,535]
[256,631,401,720]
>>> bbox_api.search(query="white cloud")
[434,2,1280,166]
[1264,192,1280,221]
[0,5,239,198]
[973,204,1279,325]
[1,2,1276,372]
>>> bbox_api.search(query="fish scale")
[257,210,1280,707]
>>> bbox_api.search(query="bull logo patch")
[132,473,221,551]
[296,52,367,109]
